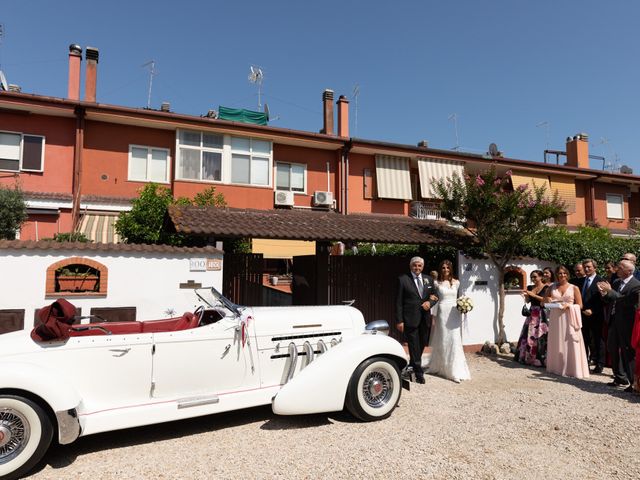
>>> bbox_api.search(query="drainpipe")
[344,139,352,214]
[71,106,85,231]
[589,178,596,223]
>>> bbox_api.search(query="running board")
[177,394,220,409]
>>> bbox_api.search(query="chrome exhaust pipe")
[303,341,314,366]
[285,342,297,383]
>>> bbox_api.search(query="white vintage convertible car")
[0,288,407,479]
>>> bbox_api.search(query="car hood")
[248,305,365,350]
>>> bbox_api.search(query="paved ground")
[28,353,640,479]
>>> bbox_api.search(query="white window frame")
[0,130,45,173]
[127,145,170,183]
[175,130,224,182]
[275,161,307,194]
[606,193,624,219]
[230,136,272,187]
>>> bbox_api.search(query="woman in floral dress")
[515,270,549,366]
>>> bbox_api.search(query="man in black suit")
[396,256,438,384]
[578,259,605,373]
[598,259,640,392]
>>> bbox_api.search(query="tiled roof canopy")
[0,240,222,255]
[167,206,471,245]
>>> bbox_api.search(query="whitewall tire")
[346,357,401,422]
[0,395,53,480]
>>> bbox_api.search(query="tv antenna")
[142,60,157,109]
[248,65,264,109]
[352,84,360,137]
[536,121,550,151]
[0,23,7,91]
[448,113,460,150]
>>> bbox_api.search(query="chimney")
[337,95,349,138]
[84,47,99,102]
[566,132,589,169]
[321,89,334,135]
[67,44,82,100]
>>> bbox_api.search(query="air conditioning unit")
[274,190,294,207]
[313,191,334,207]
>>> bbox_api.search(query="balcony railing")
[410,201,442,220]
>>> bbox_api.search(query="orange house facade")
[2,44,640,244]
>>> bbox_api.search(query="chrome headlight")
[365,320,390,335]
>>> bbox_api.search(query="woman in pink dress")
[543,265,590,379]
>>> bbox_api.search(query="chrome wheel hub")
[0,408,30,464]
[362,369,393,408]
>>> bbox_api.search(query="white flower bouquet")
[456,296,473,314]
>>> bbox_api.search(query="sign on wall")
[190,258,222,272]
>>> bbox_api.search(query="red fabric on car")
[31,299,78,342]
[69,321,144,337]
[171,312,199,331]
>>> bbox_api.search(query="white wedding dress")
[428,280,471,382]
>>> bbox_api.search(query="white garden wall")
[0,242,223,331]
[456,252,556,345]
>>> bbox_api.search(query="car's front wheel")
[0,395,53,480]
[345,357,401,421]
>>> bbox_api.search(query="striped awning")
[549,175,577,213]
[510,171,553,201]
[375,155,412,200]
[79,213,121,243]
[417,157,465,199]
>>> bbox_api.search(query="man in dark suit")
[396,256,438,384]
[598,259,640,392]
[578,259,605,373]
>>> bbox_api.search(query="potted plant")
[56,265,100,292]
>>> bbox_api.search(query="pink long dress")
[546,283,590,379]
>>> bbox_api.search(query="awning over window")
[79,214,121,243]
[510,171,553,200]
[417,157,465,199]
[375,155,412,200]
[549,176,577,213]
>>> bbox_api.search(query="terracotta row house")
[1,44,640,251]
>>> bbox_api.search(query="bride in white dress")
[428,260,471,383]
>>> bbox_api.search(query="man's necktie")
[582,277,591,298]
[416,275,424,297]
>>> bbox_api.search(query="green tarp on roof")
[218,106,268,125]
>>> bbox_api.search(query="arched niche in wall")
[504,266,526,292]
[46,257,108,297]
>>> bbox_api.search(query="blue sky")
[2,1,639,172]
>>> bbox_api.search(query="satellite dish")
[264,103,270,120]
[488,143,499,156]
[0,71,8,91]
[620,165,633,174]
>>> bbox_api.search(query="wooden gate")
[222,253,264,306]
[292,254,412,338]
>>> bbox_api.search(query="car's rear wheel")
[345,357,401,421]
[0,395,53,480]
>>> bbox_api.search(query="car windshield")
[195,287,242,316]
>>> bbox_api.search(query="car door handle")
[109,348,131,357]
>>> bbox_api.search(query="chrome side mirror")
[365,320,390,336]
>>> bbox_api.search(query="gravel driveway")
[28,354,640,479]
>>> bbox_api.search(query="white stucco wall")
[456,252,556,345]
[0,247,223,331]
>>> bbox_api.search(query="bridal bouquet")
[456,296,473,314]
